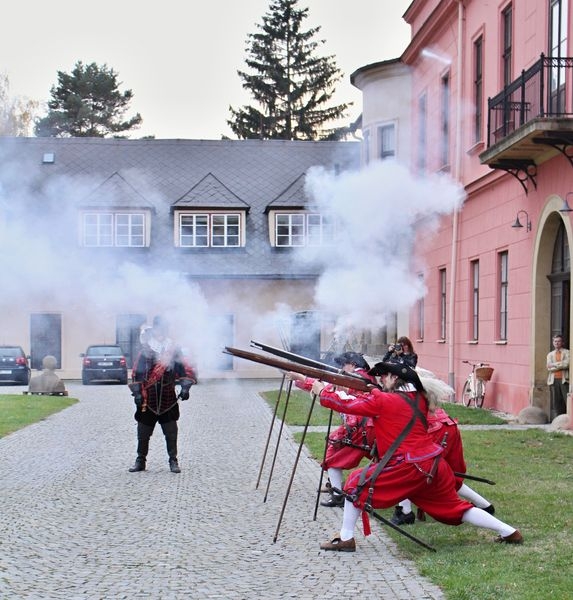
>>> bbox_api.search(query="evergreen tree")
[35,61,142,138]
[228,0,350,140]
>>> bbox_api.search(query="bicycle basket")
[475,366,494,381]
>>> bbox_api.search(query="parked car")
[81,345,128,385]
[0,345,32,385]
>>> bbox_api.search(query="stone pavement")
[0,379,445,600]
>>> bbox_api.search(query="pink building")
[354,0,573,419]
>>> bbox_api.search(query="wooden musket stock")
[224,346,374,393]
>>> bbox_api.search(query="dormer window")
[81,211,147,247]
[177,211,243,248]
[271,211,335,247]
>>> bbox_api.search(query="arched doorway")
[532,201,572,416]
[548,223,570,346]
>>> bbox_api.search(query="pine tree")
[228,0,350,140]
[35,61,142,138]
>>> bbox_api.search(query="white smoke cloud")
[0,161,227,369]
[0,152,465,367]
[301,159,465,331]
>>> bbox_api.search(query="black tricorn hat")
[333,351,370,370]
[368,361,424,391]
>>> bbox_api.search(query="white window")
[307,214,336,246]
[274,212,335,247]
[276,213,305,247]
[83,212,145,247]
[212,214,240,247]
[179,213,241,247]
[116,213,144,247]
[378,124,396,159]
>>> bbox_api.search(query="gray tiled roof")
[266,173,308,212]
[173,172,250,211]
[0,137,360,277]
[81,172,155,209]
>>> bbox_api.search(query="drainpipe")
[448,0,465,390]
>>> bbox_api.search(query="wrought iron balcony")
[480,54,573,192]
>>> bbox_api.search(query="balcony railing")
[487,54,573,147]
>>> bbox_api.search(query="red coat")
[295,369,376,469]
[428,407,466,490]
[319,387,473,529]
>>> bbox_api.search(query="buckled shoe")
[495,530,523,544]
[320,537,356,552]
[320,493,345,508]
[390,506,415,525]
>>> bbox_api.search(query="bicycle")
[461,360,494,408]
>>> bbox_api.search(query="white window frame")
[116,213,144,247]
[177,211,243,248]
[271,211,335,247]
[82,211,146,247]
[377,123,396,160]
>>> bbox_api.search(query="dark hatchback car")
[0,345,32,385]
[81,345,128,385]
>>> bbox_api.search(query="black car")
[81,345,128,385]
[0,346,32,385]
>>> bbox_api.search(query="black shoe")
[169,459,181,473]
[320,493,345,508]
[482,504,495,515]
[128,458,146,472]
[390,506,415,525]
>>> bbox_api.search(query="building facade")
[0,137,363,380]
[354,0,573,419]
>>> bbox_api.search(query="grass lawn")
[0,393,78,438]
[261,388,573,600]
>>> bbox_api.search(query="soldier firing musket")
[226,345,437,549]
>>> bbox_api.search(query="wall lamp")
[559,192,573,213]
[512,210,531,231]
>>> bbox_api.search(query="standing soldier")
[128,316,197,473]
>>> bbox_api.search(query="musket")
[453,472,496,485]
[224,346,375,393]
[368,508,436,552]
[250,340,341,373]
[250,340,372,385]
[330,487,436,552]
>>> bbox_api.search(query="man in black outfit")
[128,316,196,473]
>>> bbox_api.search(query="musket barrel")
[250,340,340,373]
[224,346,374,393]
[249,340,372,385]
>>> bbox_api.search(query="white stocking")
[340,500,362,541]
[461,507,516,538]
[327,467,343,493]
[399,499,412,514]
[458,483,491,509]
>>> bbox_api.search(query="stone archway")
[531,196,573,416]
